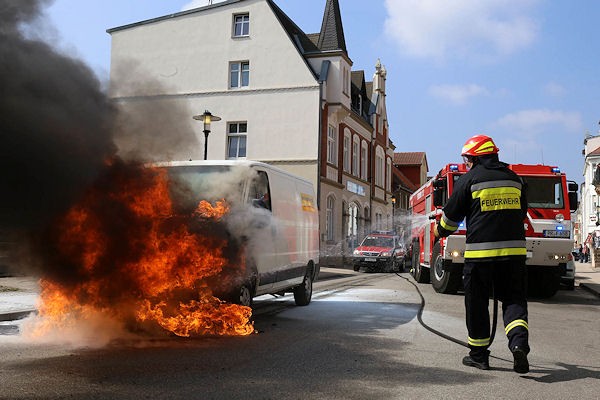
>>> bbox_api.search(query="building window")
[343,133,351,173]
[326,195,335,241]
[227,122,247,159]
[327,125,337,165]
[230,61,249,88]
[387,158,392,191]
[375,147,384,187]
[233,14,249,37]
[361,142,368,180]
[352,137,359,176]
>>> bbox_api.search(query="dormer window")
[233,14,249,37]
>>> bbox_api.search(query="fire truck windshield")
[522,176,564,209]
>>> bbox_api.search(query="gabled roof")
[107,0,244,33]
[394,152,428,169]
[269,0,347,58]
[588,146,600,156]
[351,70,365,89]
[392,166,418,192]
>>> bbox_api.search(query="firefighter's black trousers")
[463,257,529,361]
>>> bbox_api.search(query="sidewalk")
[574,260,600,298]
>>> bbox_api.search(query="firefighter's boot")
[512,346,529,374]
[462,356,489,370]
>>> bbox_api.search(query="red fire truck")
[409,163,578,298]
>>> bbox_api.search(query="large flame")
[27,161,254,339]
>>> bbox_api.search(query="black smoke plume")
[0,0,117,230]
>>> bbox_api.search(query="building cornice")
[110,85,320,102]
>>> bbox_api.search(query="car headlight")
[381,252,391,257]
[353,250,360,255]
[555,214,564,223]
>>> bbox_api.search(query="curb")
[579,283,600,299]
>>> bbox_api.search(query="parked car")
[352,231,407,272]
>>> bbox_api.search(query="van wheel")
[232,262,256,307]
[238,284,253,307]
[294,266,313,306]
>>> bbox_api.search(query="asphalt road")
[0,270,599,399]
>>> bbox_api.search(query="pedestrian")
[434,134,530,374]
[584,244,590,263]
[578,244,583,262]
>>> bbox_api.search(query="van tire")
[232,261,257,307]
[294,265,313,306]
[236,284,252,307]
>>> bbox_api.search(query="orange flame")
[30,162,254,339]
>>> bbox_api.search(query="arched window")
[352,136,359,176]
[375,146,385,187]
[326,195,335,241]
[347,202,359,250]
[387,157,392,191]
[343,129,351,172]
[361,141,368,180]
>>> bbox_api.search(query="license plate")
[364,257,377,262]
[543,230,570,238]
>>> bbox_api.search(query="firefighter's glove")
[433,223,440,238]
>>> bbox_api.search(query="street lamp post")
[193,110,221,160]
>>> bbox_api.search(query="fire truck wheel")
[528,267,560,298]
[294,263,314,306]
[411,240,429,283]
[430,242,460,294]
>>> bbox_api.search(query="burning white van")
[155,160,320,307]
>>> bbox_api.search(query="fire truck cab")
[409,163,578,298]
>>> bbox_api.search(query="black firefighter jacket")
[437,155,528,261]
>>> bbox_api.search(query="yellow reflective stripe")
[505,319,529,335]
[440,218,458,232]
[472,187,521,211]
[473,140,496,154]
[468,337,490,347]
[464,248,527,258]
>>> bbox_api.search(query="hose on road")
[395,272,498,349]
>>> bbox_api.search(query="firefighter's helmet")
[461,134,499,157]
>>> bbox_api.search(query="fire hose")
[395,271,498,349]
[399,216,499,349]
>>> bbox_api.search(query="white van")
[155,160,320,307]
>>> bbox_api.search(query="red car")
[352,232,407,272]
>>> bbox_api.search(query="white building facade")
[578,135,600,248]
[107,0,396,265]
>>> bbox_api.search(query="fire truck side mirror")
[567,182,578,192]
[568,192,578,212]
[432,179,446,208]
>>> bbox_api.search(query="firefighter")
[434,134,530,374]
